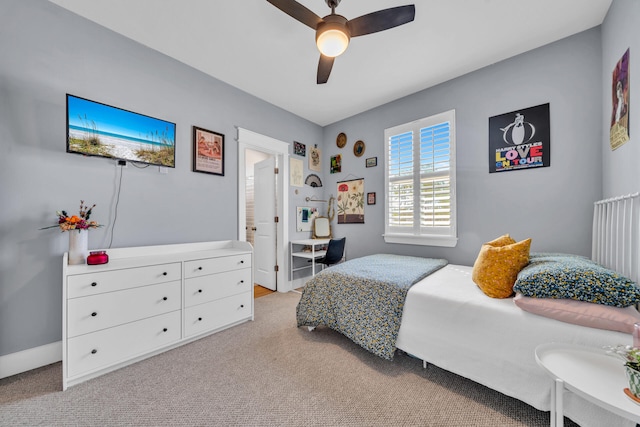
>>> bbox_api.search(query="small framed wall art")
[290,157,303,187]
[353,140,365,157]
[193,126,224,176]
[330,154,342,174]
[294,141,306,156]
[309,145,321,171]
[367,192,376,205]
[366,157,377,168]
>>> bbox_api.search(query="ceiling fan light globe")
[317,29,349,57]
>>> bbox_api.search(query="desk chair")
[317,237,346,269]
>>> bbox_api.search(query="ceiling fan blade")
[347,5,415,37]
[317,55,335,84]
[266,0,323,30]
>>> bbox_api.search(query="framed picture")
[193,126,224,176]
[294,141,306,157]
[290,157,303,187]
[353,140,366,157]
[367,192,376,205]
[488,103,549,173]
[366,157,377,168]
[610,48,630,150]
[309,146,321,171]
[330,154,342,174]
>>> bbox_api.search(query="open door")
[253,156,277,290]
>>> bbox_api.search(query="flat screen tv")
[66,94,176,168]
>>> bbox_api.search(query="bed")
[296,250,640,427]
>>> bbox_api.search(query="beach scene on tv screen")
[67,95,176,167]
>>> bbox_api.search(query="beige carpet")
[0,291,572,426]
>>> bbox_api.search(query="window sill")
[383,233,458,247]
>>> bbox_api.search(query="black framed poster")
[488,103,550,173]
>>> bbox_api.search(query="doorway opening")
[245,149,271,248]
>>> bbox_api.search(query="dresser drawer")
[66,310,181,378]
[184,269,251,307]
[67,281,181,338]
[67,263,181,299]
[184,254,251,279]
[184,292,252,337]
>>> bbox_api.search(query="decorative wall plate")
[353,140,365,157]
[305,174,323,187]
[336,132,347,148]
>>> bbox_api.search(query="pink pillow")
[514,293,640,333]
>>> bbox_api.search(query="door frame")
[237,127,291,292]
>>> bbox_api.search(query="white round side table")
[535,342,640,427]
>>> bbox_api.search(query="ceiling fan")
[267,0,415,84]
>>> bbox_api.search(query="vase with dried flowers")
[41,200,101,265]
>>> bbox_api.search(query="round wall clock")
[353,140,365,157]
[336,132,347,148]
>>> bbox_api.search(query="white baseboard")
[0,341,62,379]
[290,277,308,291]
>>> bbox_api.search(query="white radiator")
[592,192,640,282]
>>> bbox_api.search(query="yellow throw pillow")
[486,234,516,247]
[472,238,532,298]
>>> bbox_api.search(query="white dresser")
[62,240,253,390]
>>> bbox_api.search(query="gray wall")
[601,0,640,197]
[322,28,604,266]
[0,0,322,357]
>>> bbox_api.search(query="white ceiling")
[48,0,612,126]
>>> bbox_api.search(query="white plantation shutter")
[384,110,457,247]
[388,131,414,228]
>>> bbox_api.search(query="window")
[384,110,457,247]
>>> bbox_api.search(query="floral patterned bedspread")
[296,254,448,360]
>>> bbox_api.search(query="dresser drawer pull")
[91,312,97,317]
[198,266,203,270]
[198,317,203,321]
[91,349,97,354]
[240,304,244,308]
[240,280,244,284]
[163,328,168,332]
[91,282,97,287]
[162,272,168,276]
[198,289,203,293]
[240,260,244,264]
[162,297,168,301]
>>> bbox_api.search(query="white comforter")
[396,264,634,427]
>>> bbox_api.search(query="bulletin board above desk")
[296,206,319,232]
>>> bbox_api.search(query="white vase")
[68,229,89,265]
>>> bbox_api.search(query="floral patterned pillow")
[513,253,640,307]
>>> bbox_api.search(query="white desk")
[535,343,640,427]
[290,239,330,279]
